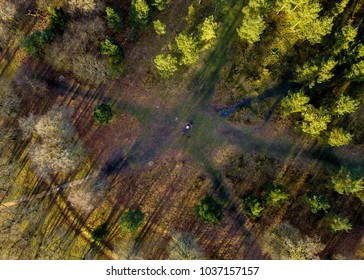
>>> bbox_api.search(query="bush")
[120,208,144,232]
[93,104,113,125]
[196,195,223,224]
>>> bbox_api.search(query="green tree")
[174,33,200,66]
[329,167,364,195]
[153,20,166,35]
[334,95,360,115]
[131,0,150,26]
[327,128,352,147]
[328,214,352,233]
[345,60,364,82]
[331,0,350,17]
[316,58,337,84]
[198,16,218,48]
[120,208,144,232]
[301,106,331,136]
[92,223,109,241]
[106,6,123,31]
[196,195,223,224]
[93,104,113,125]
[185,5,196,27]
[295,61,319,88]
[152,0,170,11]
[100,38,125,76]
[49,7,69,33]
[154,53,178,77]
[100,38,124,57]
[266,188,289,206]
[274,0,333,44]
[242,196,264,219]
[295,57,337,87]
[237,15,265,45]
[303,193,330,214]
[280,90,310,116]
[332,25,358,55]
[21,29,54,59]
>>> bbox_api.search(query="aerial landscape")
[0,0,363,260]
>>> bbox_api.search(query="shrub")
[120,208,144,232]
[196,195,223,224]
[93,104,113,125]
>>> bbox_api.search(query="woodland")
[0,0,363,260]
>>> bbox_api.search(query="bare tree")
[168,231,204,260]
[72,54,110,84]
[261,222,325,260]
[0,80,20,119]
[0,0,17,22]
[25,106,85,178]
[67,0,105,15]
[44,17,109,84]
[67,177,108,213]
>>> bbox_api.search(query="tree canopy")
[196,195,223,224]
